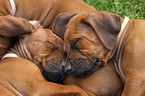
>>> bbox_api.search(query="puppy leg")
[0,15,35,37]
[0,16,40,58]
[122,70,145,96]
[31,81,89,96]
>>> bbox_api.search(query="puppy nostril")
[61,61,66,69]
[65,65,73,73]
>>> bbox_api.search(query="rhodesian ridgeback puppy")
[0,26,88,96]
[63,60,123,96]
[7,24,67,83]
[56,11,145,96]
[0,0,96,58]
[52,12,124,96]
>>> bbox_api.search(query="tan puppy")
[52,12,124,96]
[0,58,88,96]
[8,25,66,83]
[63,60,123,96]
[58,11,145,96]
[0,0,96,58]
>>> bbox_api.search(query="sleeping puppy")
[52,12,112,78]
[7,24,65,83]
[56,11,145,96]
[52,12,123,96]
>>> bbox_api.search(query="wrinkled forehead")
[24,27,63,45]
[64,18,98,43]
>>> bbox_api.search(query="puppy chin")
[72,64,103,78]
[72,57,104,78]
[38,60,66,83]
[42,71,66,83]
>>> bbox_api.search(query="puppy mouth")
[39,61,66,83]
[72,57,104,78]
[42,71,66,83]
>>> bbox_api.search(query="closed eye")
[70,38,82,49]
[45,41,58,50]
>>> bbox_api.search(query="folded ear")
[52,13,76,39]
[84,11,121,50]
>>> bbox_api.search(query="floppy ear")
[52,13,76,39]
[84,11,121,50]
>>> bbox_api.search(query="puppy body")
[120,19,145,96]
[0,0,96,32]
[0,57,88,96]
[62,11,145,96]
[52,12,124,96]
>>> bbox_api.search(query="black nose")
[65,64,73,73]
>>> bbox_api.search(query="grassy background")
[82,0,145,20]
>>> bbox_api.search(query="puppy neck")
[10,39,33,61]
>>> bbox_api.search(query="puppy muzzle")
[65,57,104,78]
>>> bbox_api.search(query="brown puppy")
[52,12,123,96]
[53,12,112,77]
[60,11,145,96]
[63,60,123,96]
[7,25,67,83]
[0,0,96,58]
[0,57,88,96]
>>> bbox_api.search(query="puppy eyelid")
[45,41,56,49]
[70,38,82,49]
[72,38,82,45]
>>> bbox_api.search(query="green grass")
[82,0,145,20]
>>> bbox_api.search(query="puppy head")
[13,26,66,82]
[53,11,121,78]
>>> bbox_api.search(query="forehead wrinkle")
[66,30,96,44]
